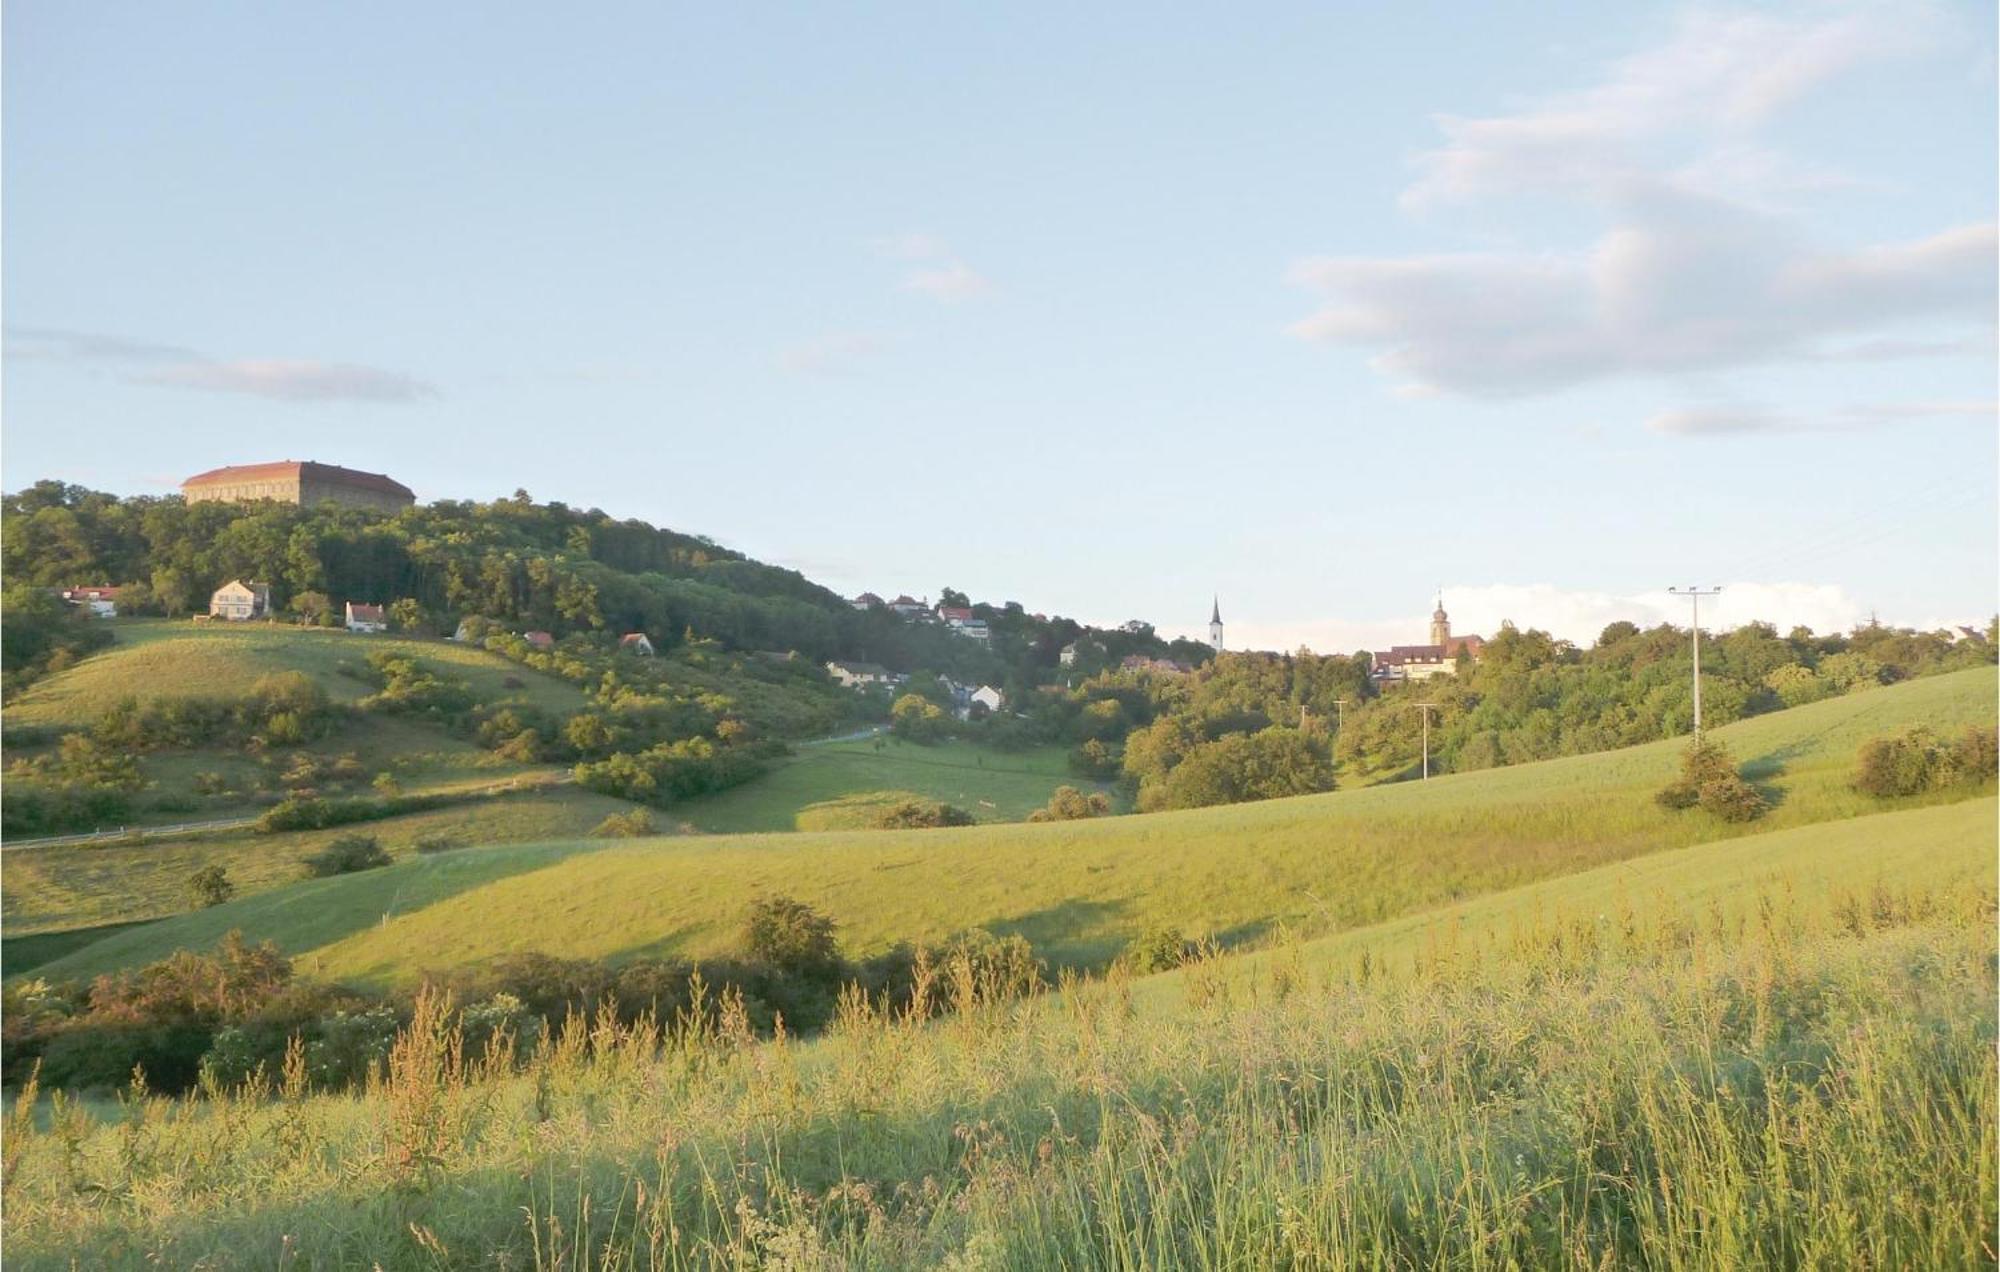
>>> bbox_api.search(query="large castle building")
[181,461,415,513]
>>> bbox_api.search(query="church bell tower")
[1210,596,1224,653]
[1430,592,1450,647]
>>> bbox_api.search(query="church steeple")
[1209,596,1224,653]
[1430,590,1450,647]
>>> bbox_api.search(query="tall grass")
[7,861,1992,1269]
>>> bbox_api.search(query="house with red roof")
[344,602,387,633]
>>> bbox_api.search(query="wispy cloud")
[777,331,888,376]
[875,232,992,301]
[1286,7,1994,408]
[1647,399,1998,436]
[5,325,199,363]
[137,359,437,403]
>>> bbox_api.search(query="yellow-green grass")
[4,801,1991,1267]
[677,735,1097,831]
[1132,794,1998,1010]
[1,787,638,943]
[3,618,585,726]
[32,667,1992,987]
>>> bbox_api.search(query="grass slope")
[33,666,1993,986]
[3,618,585,726]
[6,799,1993,1267]
[676,735,1098,832]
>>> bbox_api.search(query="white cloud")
[8,323,437,404]
[1288,198,1996,397]
[1403,9,1929,210]
[1646,399,1997,436]
[873,232,992,301]
[902,260,991,301]
[1177,581,1876,652]
[1289,6,1993,406]
[777,331,888,376]
[138,359,437,403]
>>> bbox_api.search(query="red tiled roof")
[619,633,651,645]
[524,630,555,648]
[182,460,415,500]
[937,606,974,622]
[346,603,385,620]
[64,586,122,599]
[889,595,921,606]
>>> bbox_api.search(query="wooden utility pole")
[1413,702,1440,779]
[1668,587,1722,741]
[1332,698,1349,731]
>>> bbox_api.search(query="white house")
[826,660,894,689]
[210,580,271,621]
[970,684,1005,713]
[956,619,991,642]
[344,602,387,633]
[618,632,656,656]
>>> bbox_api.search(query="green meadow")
[675,734,1098,832]
[4,618,588,726]
[4,790,1991,1268]
[29,665,1994,986]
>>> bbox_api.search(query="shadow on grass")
[983,896,1131,970]
[29,841,610,982]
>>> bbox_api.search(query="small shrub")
[1854,725,1999,797]
[1124,925,1197,973]
[1027,785,1111,822]
[872,799,975,829]
[191,771,229,797]
[413,833,466,855]
[188,865,234,908]
[743,895,840,982]
[591,809,656,838]
[1656,738,1764,820]
[301,835,391,878]
[501,675,526,690]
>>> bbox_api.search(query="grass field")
[1,785,641,939]
[4,793,1991,1268]
[3,618,586,727]
[675,735,1099,832]
[29,666,1994,986]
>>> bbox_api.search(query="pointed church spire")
[1211,595,1222,624]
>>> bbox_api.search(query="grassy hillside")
[5,795,1991,1268]
[33,666,1994,986]
[675,734,1100,832]
[3,619,587,726]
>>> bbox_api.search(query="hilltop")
[32,664,1994,985]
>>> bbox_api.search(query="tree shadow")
[982,896,1131,970]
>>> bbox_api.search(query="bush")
[301,835,391,878]
[1027,785,1111,822]
[743,895,841,983]
[591,809,656,838]
[1124,924,1196,973]
[188,865,234,908]
[872,799,975,829]
[1657,739,1766,821]
[413,833,466,854]
[1854,726,1999,798]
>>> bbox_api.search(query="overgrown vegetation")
[1655,737,1769,822]
[1853,725,1998,798]
[4,840,1990,1268]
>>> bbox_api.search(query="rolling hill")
[29,664,1994,986]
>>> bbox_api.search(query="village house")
[1370,595,1488,687]
[887,595,926,618]
[344,602,387,633]
[523,630,556,651]
[61,586,120,618]
[181,460,415,512]
[969,684,1005,714]
[850,592,884,610]
[825,660,894,689]
[618,633,656,656]
[936,605,974,626]
[956,618,991,642]
[209,580,272,622]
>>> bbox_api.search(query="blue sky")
[6,2,1994,650]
